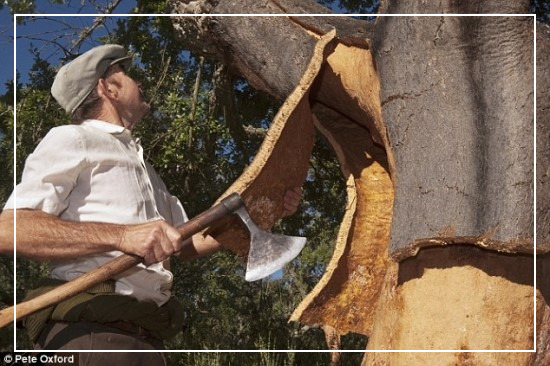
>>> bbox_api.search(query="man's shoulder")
[44,124,91,140]
[45,123,114,143]
[37,124,113,155]
[37,125,84,148]
[47,124,81,133]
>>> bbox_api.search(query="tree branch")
[67,0,124,56]
[189,56,204,148]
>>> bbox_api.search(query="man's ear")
[97,78,117,100]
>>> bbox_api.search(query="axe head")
[233,206,307,282]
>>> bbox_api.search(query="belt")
[105,321,157,339]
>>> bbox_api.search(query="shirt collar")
[81,119,130,135]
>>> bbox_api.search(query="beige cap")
[51,44,132,114]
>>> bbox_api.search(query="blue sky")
[1,1,137,94]
[1,9,15,93]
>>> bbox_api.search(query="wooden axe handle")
[0,193,244,328]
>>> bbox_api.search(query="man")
[0,45,301,360]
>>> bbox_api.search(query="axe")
[0,193,306,328]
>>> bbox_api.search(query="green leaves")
[2,0,37,16]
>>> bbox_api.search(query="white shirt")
[5,119,188,306]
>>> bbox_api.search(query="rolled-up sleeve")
[4,126,86,216]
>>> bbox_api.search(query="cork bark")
[372,15,536,259]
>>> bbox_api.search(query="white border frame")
[12,12,538,354]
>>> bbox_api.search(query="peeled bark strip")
[290,43,393,336]
[322,324,342,366]
[205,30,336,256]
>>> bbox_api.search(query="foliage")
[0,0,37,15]
[316,0,380,13]
[533,0,550,23]
[0,81,15,206]
[0,47,67,352]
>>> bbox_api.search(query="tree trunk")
[170,0,548,362]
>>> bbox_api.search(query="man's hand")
[117,220,183,265]
[174,188,302,263]
[282,187,303,217]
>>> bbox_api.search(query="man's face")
[103,63,150,128]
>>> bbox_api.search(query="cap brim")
[110,55,132,70]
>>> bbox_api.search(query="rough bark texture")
[171,0,370,100]
[170,0,547,360]
[537,23,550,252]
[373,15,535,258]
[535,23,550,366]
[380,0,531,14]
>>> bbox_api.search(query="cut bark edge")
[392,236,543,263]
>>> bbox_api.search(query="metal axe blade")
[233,206,307,282]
